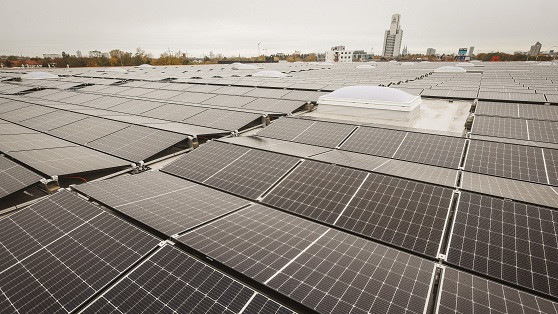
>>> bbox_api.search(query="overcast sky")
[1,0,556,57]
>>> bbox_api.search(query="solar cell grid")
[219,136,332,158]
[202,94,256,108]
[0,122,38,135]
[340,126,408,158]
[106,99,165,114]
[162,140,251,182]
[48,117,130,144]
[335,172,453,257]
[142,103,207,121]
[80,96,132,109]
[180,205,435,314]
[472,116,529,140]
[87,125,186,161]
[394,132,465,168]
[0,155,42,198]
[292,120,356,148]
[447,191,558,298]
[8,146,128,176]
[0,190,160,313]
[83,244,294,314]
[18,110,88,132]
[0,133,76,152]
[438,267,558,314]
[183,109,261,131]
[465,140,549,185]
[475,101,519,118]
[205,148,300,199]
[256,117,315,141]
[0,104,56,122]
[519,104,558,121]
[544,149,558,186]
[241,98,304,113]
[528,120,558,144]
[262,160,368,225]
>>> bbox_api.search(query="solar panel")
[61,93,104,105]
[205,148,300,199]
[519,103,558,121]
[75,171,251,236]
[169,91,216,103]
[528,120,558,144]
[394,132,465,168]
[8,146,128,176]
[0,155,42,198]
[162,141,248,181]
[0,133,76,152]
[472,116,529,140]
[179,205,435,314]
[241,98,304,114]
[291,120,356,148]
[218,136,332,158]
[461,172,558,209]
[0,190,160,313]
[465,140,549,185]
[0,122,38,135]
[87,125,186,161]
[0,104,57,122]
[18,110,88,132]
[446,191,558,298]
[256,117,315,141]
[49,117,130,144]
[182,109,261,131]
[545,148,558,186]
[142,103,207,122]
[340,126,407,158]
[244,88,291,98]
[80,95,132,109]
[438,267,558,314]
[106,99,165,114]
[82,244,294,314]
[0,100,31,114]
[141,89,183,100]
[262,160,368,224]
[202,94,256,108]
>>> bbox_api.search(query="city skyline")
[1,0,556,57]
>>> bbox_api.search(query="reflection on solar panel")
[257,117,316,141]
[0,190,160,313]
[179,205,435,314]
[87,125,186,161]
[82,244,294,314]
[218,136,332,158]
[291,120,356,148]
[0,155,42,198]
[460,172,558,209]
[447,191,558,298]
[76,171,251,236]
[183,109,261,131]
[8,146,128,176]
[465,140,550,185]
[142,103,207,121]
[263,160,368,224]
[438,268,558,314]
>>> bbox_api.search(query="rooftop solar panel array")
[0,155,42,198]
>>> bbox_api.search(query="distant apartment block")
[426,48,436,56]
[529,42,542,56]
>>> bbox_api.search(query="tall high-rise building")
[529,42,542,56]
[76,50,82,58]
[401,46,408,55]
[426,48,436,56]
[468,46,475,56]
[382,14,403,58]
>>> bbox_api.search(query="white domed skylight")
[231,63,258,70]
[137,64,155,68]
[434,66,466,73]
[456,62,474,67]
[318,85,421,109]
[356,64,376,69]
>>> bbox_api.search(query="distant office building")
[382,14,403,58]
[325,46,372,63]
[43,54,61,59]
[76,50,82,58]
[468,46,475,56]
[316,53,326,62]
[529,42,542,56]
[426,48,436,56]
[101,52,110,58]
